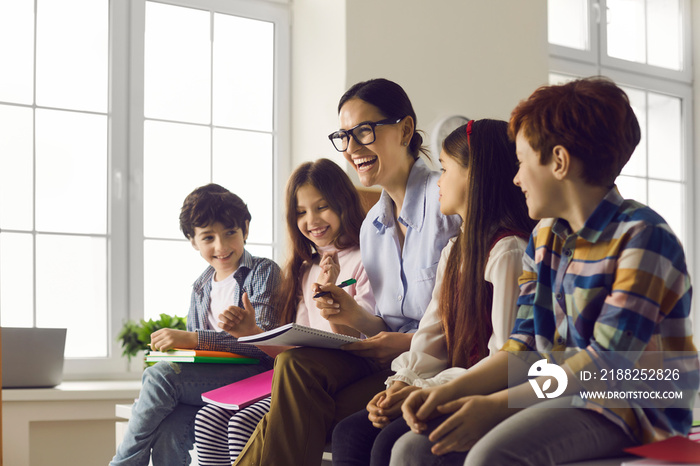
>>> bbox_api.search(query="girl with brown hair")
[193,158,377,465]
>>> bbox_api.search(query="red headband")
[466,120,474,146]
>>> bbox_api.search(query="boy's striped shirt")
[503,187,699,443]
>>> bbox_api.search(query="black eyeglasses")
[328,117,403,152]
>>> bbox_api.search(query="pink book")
[201,369,274,410]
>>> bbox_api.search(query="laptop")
[2,327,67,388]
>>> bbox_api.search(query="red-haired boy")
[390,77,698,466]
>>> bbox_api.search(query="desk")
[3,380,140,466]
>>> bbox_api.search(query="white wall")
[292,0,549,170]
[345,0,548,156]
[290,0,349,171]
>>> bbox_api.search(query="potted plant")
[117,313,187,362]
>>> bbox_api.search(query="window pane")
[616,175,647,204]
[549,73,579,85]
[0,105,33,230]
[607,0,682,71]
[35,109,107,234]
[647,92,681,181]
[621,86,647,178]
[213,14,274,131]
[143,239,202,321]
[0,1,34,104]
[548,0,589,50]
[143,121,211,239]
[245,244,273,261]
[647,0,682,70]
[36,234,107,357]
[607,0,646,63]
[648,179,683,246]
[36,0,108,112]
[213,129,273,243]
[144,2,211,124]
[0,232,34,327]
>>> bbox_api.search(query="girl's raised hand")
[316,252,340,286]
[217,292,261,338]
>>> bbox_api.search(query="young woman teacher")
[233,78,461,466]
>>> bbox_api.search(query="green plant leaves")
[117,313,187,362]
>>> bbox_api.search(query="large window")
[548,0,695,337]
[139,2,281,323]
[0,0,290,376]
[549,0,691,245]
[0,0,111,363]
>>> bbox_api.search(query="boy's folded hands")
[401,384,451,433]
[427,394,506,456]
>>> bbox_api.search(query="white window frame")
[548,0,697,346]
[61,0,290,378]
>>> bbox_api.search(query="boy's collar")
[193,248,253,291]
[237,248,253,272]
[552,186,623,242]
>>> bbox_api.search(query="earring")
[402,142,408,146]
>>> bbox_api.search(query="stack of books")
[145,348,258,364]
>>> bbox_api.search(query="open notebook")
[237,323,360,349]
[2,327,67,388]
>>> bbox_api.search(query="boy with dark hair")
[388,77,698,466]
[111,183,281,466]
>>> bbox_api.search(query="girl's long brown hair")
[439,119,535,368]
[276,159,366,324]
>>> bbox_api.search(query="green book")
[145,355,259,364]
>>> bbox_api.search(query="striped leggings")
[194,396,272,466]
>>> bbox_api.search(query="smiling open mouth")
[215,251,233,260]
[354,156,377,171]
[309,226,330,237]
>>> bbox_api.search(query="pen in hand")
[313,278,357,298]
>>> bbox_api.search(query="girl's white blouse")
[386,235,527,388]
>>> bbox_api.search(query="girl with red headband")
[331,119,535,465]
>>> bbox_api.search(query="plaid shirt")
[188,249,281,366]
[503,187,698,443]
